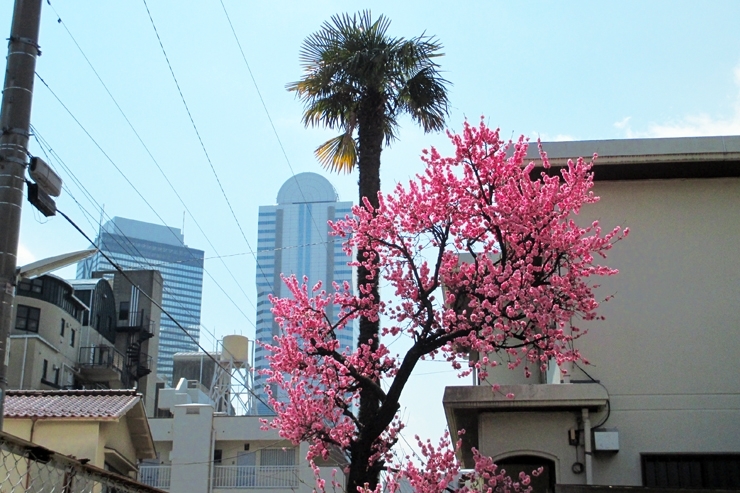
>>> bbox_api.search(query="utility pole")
[0,0,43,428]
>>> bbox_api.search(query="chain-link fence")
[0,431,165,493]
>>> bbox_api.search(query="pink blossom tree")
[261,120,627,493]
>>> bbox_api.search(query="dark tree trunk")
[347,90,385,493]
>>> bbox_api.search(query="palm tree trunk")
[349,91,385,493]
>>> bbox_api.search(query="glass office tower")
[77,217,204,382]
[254,173,355,414]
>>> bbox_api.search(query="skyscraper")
[77,217,204,382]
[253,173,355,414]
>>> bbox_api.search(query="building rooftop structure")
[524,134,740,180]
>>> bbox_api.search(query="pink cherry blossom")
[261,119,627,492]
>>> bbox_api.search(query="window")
[642,454,740,489]
[15,305,40,332]
[70,329,76,347]
[52,366,60,386]
[60,318,65,336]
[119,301,129,321]
[42,359,48,380]
[18,278,43,294]
[214,450,222,465]
[261,448,296,466]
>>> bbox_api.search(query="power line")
[217,1,335,260]
[29,128,249,356]
[43,0,259,315]
[141,0,273,290]
[29,88,257,335]
[57,207,275,414]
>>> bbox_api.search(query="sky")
[4,0,740,457]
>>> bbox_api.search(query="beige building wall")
[446,172,740,487]
[9,294,83,390]
[569,177,740,485]
[3,420,101,466]
[147,395,342,493]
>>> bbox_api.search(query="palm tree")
[287,11,449,491]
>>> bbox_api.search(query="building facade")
[253,173,354,414]
[443,135,740,491]
[77,217,204,383]
[2,389,156,478]
[9,269,163,417]
[140,378,344,493]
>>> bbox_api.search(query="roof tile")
[4,390,140,420]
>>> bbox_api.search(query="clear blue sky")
[5,0,740,452]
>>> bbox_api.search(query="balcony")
[77,345,125,383]
[443,383,608,467]
[117,309,155,341]
[213,465,299,489]
[138,465,299,490]
[139,465,171,490]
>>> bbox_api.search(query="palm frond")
[315,133,358,173]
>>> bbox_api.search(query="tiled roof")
[4,389,141,420]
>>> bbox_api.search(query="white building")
[140,377,345,493]
[443,135,740,491]
[253,173,355,414]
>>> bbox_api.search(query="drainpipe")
[582,408,593,485]
[25,417,38,489]
[19,336,28,389]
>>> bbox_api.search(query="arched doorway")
[496,455,556,493]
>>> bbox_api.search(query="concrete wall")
[573,177,740,485]
[100,415,139,468]
[472,177,740,486]
[168,403,214,493]
[3,420,101,466]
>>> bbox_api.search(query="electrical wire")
[141,0,273,290]
[216,1,334,261]
[29,125,241,350]
[573,361,611,428]
[43,0,259,314]
[29,107,257,340]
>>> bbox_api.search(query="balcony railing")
[139,465,171,490]
[213,465,299,489]
[139,465,299,490]
[117,309,155,340]
[78,345,126,373]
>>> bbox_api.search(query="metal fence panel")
[0,432,165,493]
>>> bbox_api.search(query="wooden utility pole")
[0,0,43,427]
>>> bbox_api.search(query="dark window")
[642,454,740,489]
[42,359,48,380]
[119,301,130,321]
[70,329,76,347]
[53,366,60,385]
[15,305,41,332]
[18,278,43,294]
[60,318,65,336]
[214,450,222,464]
